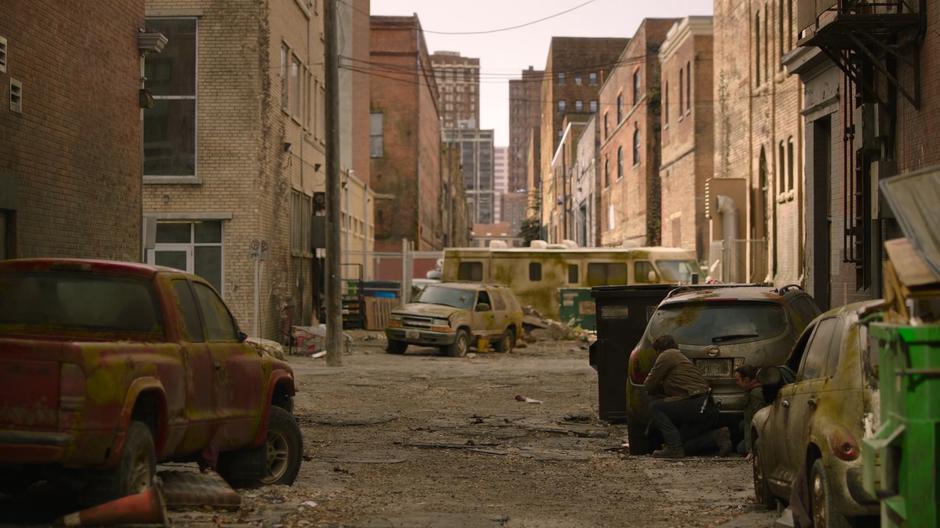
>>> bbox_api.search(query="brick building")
[712,0,804,285]
[140,0,358,338]
[0,1,147,261]
[430,51,480,130]
[369,16,444,251]
[508,66,543,193]
[540,37,628,239]
[546,114,591,243]
[442,143,471,247]
[598,19,677,247]
[659,17,714,261]
[787,0,936,309]
[574,116,600,247]
[500,191,528,238]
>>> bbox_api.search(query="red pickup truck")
[0,259,302,502]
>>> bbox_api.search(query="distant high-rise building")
[431,51,480,130]
[444,128,495,224]
[509,66,543,193]
[494,147,508,221]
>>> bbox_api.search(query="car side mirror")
[237,330,248,343]
[476,303,491,312]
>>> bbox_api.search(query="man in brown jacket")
[644,335,732,458]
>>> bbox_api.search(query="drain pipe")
[716,195,738,282]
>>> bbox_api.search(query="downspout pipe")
[716,195,738,282]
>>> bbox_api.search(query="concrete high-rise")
[444,128,495,225]
[494,146,508,221]
[431,51,480,130]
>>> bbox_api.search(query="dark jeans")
[648,394,718,449]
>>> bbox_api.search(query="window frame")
[149,220,225,295]
[370,112,384,158]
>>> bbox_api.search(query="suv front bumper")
[386,328,457,347]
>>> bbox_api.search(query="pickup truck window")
[192,282,238,341]
[0,271,163,337]
[172,280,205,342]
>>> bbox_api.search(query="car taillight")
[59,363,86,411]
[830,429,860,461]
[629,346,647,384]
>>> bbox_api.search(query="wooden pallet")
[363,297,398,330]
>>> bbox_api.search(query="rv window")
[529,262,542,282]
[458,262,483,281]
[635,261,657,283]
[587,263,628,286]
[568,264,579,284]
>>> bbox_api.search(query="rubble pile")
[522,306,593,343]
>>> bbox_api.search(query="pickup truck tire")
[84,421,155,504]
[446,329,470,358]
[387,340,407,355]
[220,406,303,488]
[626,421,654,455]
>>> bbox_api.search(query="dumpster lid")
[880,165,940,279]
[884,238,940,289]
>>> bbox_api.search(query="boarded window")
[529,262,542,282]
[587,263,627,286]
[568,264,579,284]
[457,262,483,281]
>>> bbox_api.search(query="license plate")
[694,358,733,378]
[405,330,420,340]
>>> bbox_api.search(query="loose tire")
[493,328,514,353]
[810,459,851,528]
[626,421,654,456]
[387,340,407,355]
[752,440,776,510]
[447,329,470,358]
[84,420,155,505]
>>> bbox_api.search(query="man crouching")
[644,335,732,458]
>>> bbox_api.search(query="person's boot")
[651,445,685,458]
[715,427,733,457]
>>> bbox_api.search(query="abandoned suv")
[625,285,820,454]
[385,283,523,357]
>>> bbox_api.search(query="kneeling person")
[644,335,732,458]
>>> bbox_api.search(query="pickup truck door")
[170,279,216,454]
[191,282,263,450]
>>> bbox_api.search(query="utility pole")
[324,0,344,366]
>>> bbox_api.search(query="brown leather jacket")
[644,348,710,401]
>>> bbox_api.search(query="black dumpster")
[589,284,676,423]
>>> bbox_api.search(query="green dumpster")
[863,323,940,528]
[559,288,595,331]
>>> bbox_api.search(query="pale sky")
[370,0,714,146]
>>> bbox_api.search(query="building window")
[787,137,795,191]
[678,67,685,114]
[144,18,197,178]
[616,93,623,123]
[280,44,289,111]
[589,72,598,85]
[574,74,582,86]
[788,0,794,50]
[779,0,785,67]
[778,141,786,192]
[604,157,610,187]
[764,5,769,84]
[633,127,641,166]
[290,55,301,118]
[575,100,583,112]
[604,113,609,137]
[617,146,624,179]
[529,262,542,282]
[149,221,224,294]
[664,81,669,125]
[632,69,641,105]
[558,100,567,112]
[304,71,313,129]
[755,14,761,85]
[370,113,383,157]
[291,190,313,256]
[557,72,565,85]
[589,100,598,113]
[0,209,14,259]
[685,62,691,112]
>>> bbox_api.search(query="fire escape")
[798,0,925,290]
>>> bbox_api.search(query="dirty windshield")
[0,272,163,337]
[414,285,475,310]
[648,302,787,346]
[656,260,699,282]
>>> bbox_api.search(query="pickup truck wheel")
[259,406,303,486]
[446,329,470,358]
[626,421,654,455]
[84,421,155,504]
[387,340,407,355]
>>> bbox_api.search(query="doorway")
[812,117,832,310]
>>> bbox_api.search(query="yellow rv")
[441,245,700,319]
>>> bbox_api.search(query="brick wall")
[0,0,144,261]
[509,67,542,193]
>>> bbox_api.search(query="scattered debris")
[301,501,318,509]
[245,337,286,360]
[310,351,327,359]
[305,414,398,427]
[466,353,477,359]
[515,395,543,404]
[160,470,241,512]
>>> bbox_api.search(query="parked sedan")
[751,300,883,527]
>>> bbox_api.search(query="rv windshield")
[656,260,700,282]
[414,286,476,310]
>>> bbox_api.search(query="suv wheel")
[387,340,407,355]
[494,329,514,353]
[626,421,654,456]
[810,459,851,528]
[752,440,776,509]
[447,329,470,357]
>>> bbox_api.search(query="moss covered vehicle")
[385,283,523,357]
[625,285,820,454]
[0,259,302,503]
[751,301,883,526]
